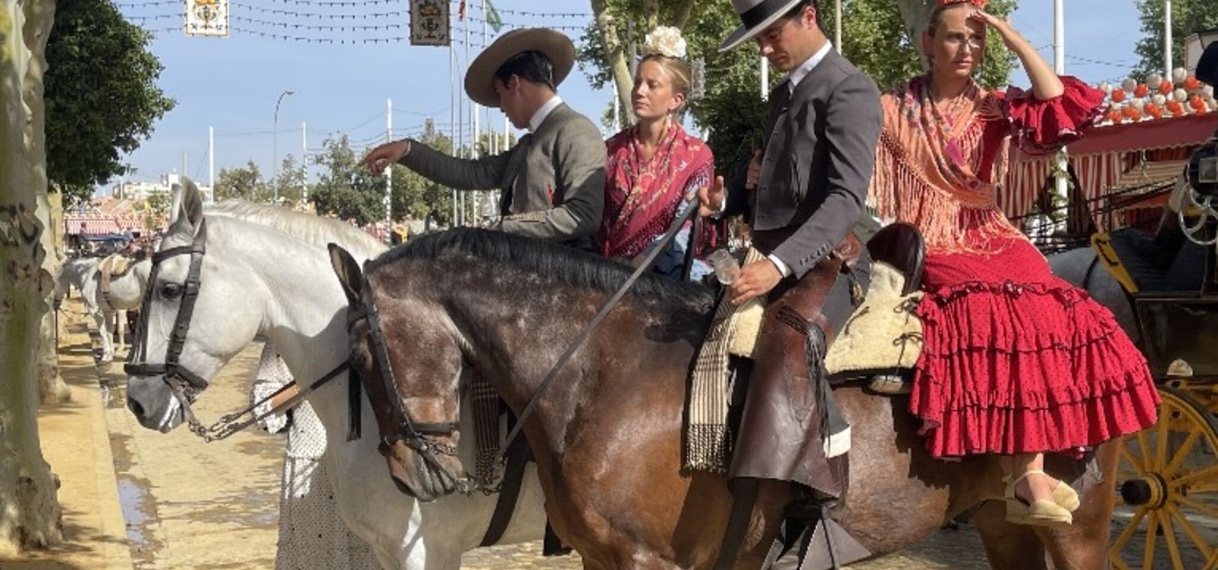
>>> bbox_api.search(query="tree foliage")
[271,154,307,205]
[1132,0,1218,79]
[309,136,386,226]
[44,0,175,205]
[214,161,270,203]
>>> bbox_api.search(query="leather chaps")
[728,230,869,498]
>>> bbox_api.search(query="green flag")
[485,0,503,33]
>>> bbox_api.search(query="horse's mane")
[206,200,388,259]
[370,228,715,310]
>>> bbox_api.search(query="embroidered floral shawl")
[597,122,714,260]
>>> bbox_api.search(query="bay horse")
[330,228,1121,570]
[122,181,548,569]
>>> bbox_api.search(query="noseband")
[346,277,478,494]
[125,220,212,435]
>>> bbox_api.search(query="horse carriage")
[1030,117,1218,569]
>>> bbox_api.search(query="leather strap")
[479,432,531,547]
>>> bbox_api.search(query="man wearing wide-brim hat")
[361,28,604,248]
[693,0,882,566]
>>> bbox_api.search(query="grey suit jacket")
[734,49,882,279]
[398,102,606,244]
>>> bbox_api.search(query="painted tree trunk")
[591,0,636,125]
[35,89,66,405]
[0,0,63,556]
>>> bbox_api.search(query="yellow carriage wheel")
[1110,386,1218,570]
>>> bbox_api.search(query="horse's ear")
[168,183,184,226]
[180,178,204,229]
[167,178,204,235]
[328,243,363,306]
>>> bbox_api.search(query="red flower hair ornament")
[936,0,988,8]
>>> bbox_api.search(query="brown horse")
[329,228,1118,570]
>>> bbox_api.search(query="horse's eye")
[160,282,184,300]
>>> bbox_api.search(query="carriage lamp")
[1189,140,1218,195]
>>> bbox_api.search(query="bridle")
[125,219,212,433]
[345,277,478,494]
[124,218,349,442]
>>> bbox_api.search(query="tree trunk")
[896,0,936,72]
[0,0,63,556]
[38,174,68,405]
[672,0,696,30]
[590,0,636,125]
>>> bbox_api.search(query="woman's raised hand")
[968,9,1022,50]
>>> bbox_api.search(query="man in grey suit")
[362,28,605,249]
[700,0,881,564]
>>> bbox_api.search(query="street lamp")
[272,89,296,203]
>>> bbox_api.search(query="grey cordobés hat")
[720,0,805,51]
[464,28,576,108]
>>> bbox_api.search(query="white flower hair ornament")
[644,26,687,59]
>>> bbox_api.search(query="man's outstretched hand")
[359,140,410,175]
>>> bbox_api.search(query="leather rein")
[349,198,703,495]
[124,218,349,443]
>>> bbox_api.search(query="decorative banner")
[185,0,228,37]
[411,0,450,46]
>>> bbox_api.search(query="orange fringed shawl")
[868,75,1105,255]
[868,77,1023,255]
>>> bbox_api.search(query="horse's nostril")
[127,397,145,419]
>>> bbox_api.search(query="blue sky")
[108,0,1146,194]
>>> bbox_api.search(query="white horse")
[123,183,547,570]
[56,254,151,361]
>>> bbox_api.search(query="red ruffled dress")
[868,76,1161,458]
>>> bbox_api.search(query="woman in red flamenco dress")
[867,0,1161,527]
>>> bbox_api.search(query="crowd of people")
[254,0,1177,566]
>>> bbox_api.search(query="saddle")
[824,223,926,395]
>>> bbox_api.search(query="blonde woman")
[596,27,715,279]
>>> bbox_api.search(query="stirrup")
[1004,470,1073,527]
[867,374,910,395]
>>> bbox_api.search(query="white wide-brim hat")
[720,0,804,52]
[464,28,575,108]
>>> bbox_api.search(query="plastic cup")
[708,249,740,285]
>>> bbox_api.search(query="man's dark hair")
[783,0,822,29]
[494,50,556,92]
